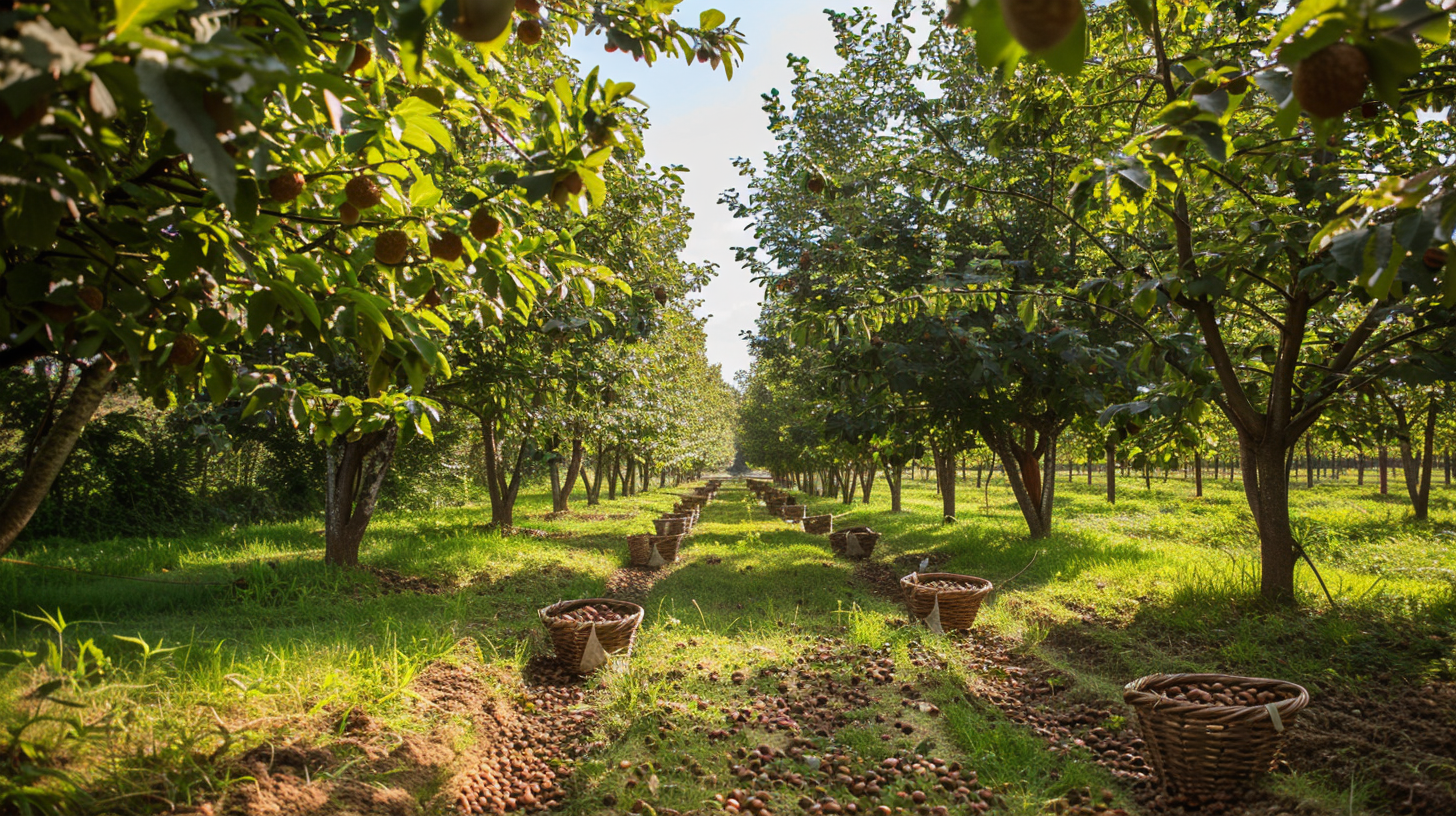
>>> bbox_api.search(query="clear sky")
[564,0,899,385]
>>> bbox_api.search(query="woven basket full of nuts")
[1122,673,1309,796]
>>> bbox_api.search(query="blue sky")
[565,0,900,384]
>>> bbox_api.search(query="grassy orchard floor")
[0,476,1450,815]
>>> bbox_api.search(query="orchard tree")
[0,0,743,559]
[932,0,1456,602]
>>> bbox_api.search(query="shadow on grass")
[1037,566,1456,691]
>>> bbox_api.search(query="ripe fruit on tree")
[269,170,306,202]
[561,171,583,195]
[469,207,503,240]
[998,0,1081,53]
[345,175,383,209]
[449,0,516,42]
[340,202,362,226]
[77,286,104,312]
[345,42,372,74]
[697,47,712,64]
[170,334,201,368]
[653,285,668,305]
[420,288,444,308]
[1423,247,1447,269]
[1293,43,1369,119]
[374,230,411,266]
[516,0,540,15]
[430,232,464,262]
[517,18,544,45]
[807,175,825,194]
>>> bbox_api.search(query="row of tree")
[0,0,741,562]
[731,0,1456,604]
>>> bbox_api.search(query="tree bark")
[883,463,903,512]
[1305,435,1314,488]
[931,443,956,522]
[1379,445,1389,495]
[0,358,117,556]
[1106,440,1116,504]
[1239,434,1299,605]
[324,424,398,566]
[861,461,875,504]
[1395,402,1439,521]
[1194,450,1203,498]
[989,428,1058,538]
[482,415,532,530]
[552,437,584,513]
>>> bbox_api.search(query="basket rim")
[1123,672,1310,722]
[899,572,994,593]
[538,597,645,626]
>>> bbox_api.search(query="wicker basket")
[678,495,708,510]
[627,533,684,568]
[671,504,701,522]
[781,504,806,522]
[1123,673,1309,796]
[765,496,789,511]
[539,598,644,674]
[829,526,880,559]
[899,572,993,632]
[803,514,833,535]
[654,516,690,536]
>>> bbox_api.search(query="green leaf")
[699,9,726,29]
[1037,12,1087,77]
[409,174,442,209]
[134,53,237,209]
[114,0,196,41]
[1268,0,1340,52]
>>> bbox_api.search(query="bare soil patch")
[366,565,448,595]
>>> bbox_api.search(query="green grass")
[1,472,1452,815]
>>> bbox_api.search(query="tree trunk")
[1106,440,1116,504]
[1397,403,1439,521]
[883,463,903,512]
[841,466,856,505]
[1379,445,1388,495]
[1305,436,1314,488]
[324,424,398,566]
[861,462,875,504]
[931,444,956,522]
[1239,435,1299,605]
[607,445,620,500]
[1194,450,1203,498]
[989,428,1058,538]
[0,358,117,556]
[553,437,585,513]
[1357,446,1365,486]
[482,416,532,530]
